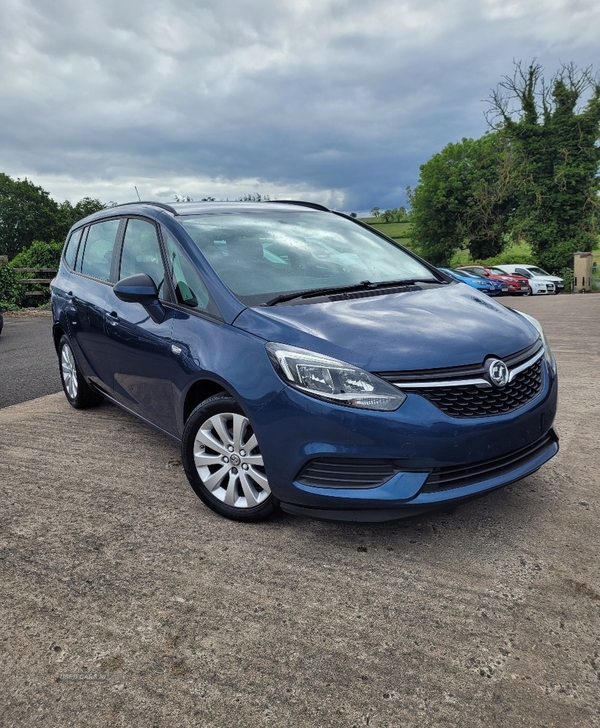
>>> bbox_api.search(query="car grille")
[421,431,557,492]
[414,357,543,417]
[377,342,545,418]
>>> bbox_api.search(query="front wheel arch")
[181,393,279,522]
[182,379,229,425]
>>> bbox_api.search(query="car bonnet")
[232,283,538,372]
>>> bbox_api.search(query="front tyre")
[58,335,104,409]
[182,394,278,522]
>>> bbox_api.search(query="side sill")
[91,386,181,442]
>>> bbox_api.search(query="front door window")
[119,218,166,296]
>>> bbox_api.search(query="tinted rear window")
[78,219,121,281]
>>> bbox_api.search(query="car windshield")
[180,211,435,304]
[527,267,551,276]
[453,269,478,278]
[489,267,509,275]
[462,269,485,278]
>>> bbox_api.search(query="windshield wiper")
[262,278,440,307]
[263,280,374,306]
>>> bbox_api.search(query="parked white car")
[495,265,563,295]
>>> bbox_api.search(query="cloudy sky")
[1,0,599,212]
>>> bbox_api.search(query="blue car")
[440,268,504,296]
[51,201,558,522]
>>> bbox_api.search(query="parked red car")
[456,266,531,296]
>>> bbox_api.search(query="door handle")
[66,292,77,314]
[106,311,120,326]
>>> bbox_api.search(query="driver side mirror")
[113,273,166,323]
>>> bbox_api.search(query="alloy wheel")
[61,343,78,400]
[193,412,271,509]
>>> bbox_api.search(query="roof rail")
[270,200,330,212]
[108,201,178,214]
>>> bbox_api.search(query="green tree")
[489,61,600,271]
[0,261,24,310]
[0,174,62,258]
[10,239,64,270]
[0,175,106,258]
[9,239,64,305]
[370,206,381,218]
[407,134,514,265]
[57,197,106,236]
[382,208,407,223]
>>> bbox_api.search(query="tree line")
[369,206,410,224]
[0,176,107,308]
[0,173,107,259]
[407,61,600,272]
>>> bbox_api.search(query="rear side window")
[77,219,121,281]
[63,229,82,269]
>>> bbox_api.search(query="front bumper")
[253,359,558,521]
[280,429,558,521]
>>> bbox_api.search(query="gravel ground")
[1,294,599,727]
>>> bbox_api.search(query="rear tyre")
[58,335,104,409]
[182,394,278,522]
[522,286,532,296]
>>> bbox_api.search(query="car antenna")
[134,185,141,201]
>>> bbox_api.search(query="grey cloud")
[1,0,599,210]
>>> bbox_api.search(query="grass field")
[360,217,600,269]
[359,218,413,248]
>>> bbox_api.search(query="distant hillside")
[360,218,413,250]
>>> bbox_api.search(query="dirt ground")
[1,294,599,727]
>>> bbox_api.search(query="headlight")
[265,342,406,411]
[514,311,556,372]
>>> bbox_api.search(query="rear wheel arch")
[57,335,103,409]
[53,324,67,353]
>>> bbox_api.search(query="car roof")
[454,269,480,277]
[71,200,331,228]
